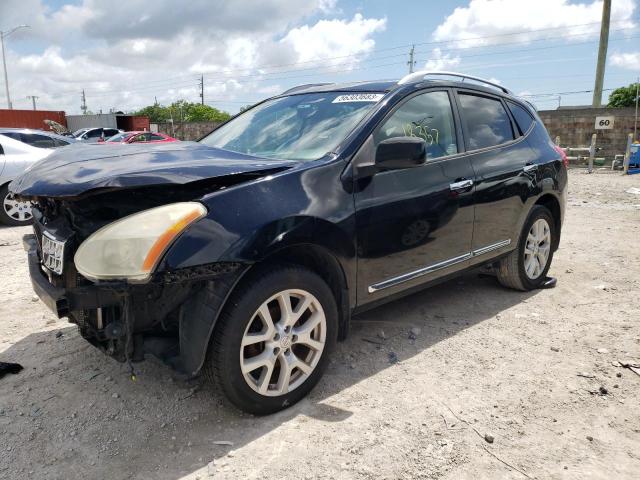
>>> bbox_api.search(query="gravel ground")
[1,169,639,480]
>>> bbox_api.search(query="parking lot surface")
[1,169,639,480]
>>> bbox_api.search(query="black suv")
[12,72,567,414]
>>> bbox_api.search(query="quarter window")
[507,101,535,136]
[375,91,458,159]
[458,94,515,150]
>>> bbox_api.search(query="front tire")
[0,185,33,226]
[205,265,338,415]
[496,205,556,291]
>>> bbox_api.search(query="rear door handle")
[449,179,474,191]
[523,163,538,173]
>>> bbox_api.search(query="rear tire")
[0,184,33,226]
[204,265,338,415]
[496,205,556,291]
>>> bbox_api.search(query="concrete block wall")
[538,107,637,159]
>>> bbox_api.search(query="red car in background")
[104,131,178,144]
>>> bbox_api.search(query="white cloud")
[611,52,640,70]
[423,48,461,71]
[280,14,386,69]
[433,0,636,47]
[0,1,386,114]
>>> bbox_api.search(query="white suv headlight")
[74,202,207,282]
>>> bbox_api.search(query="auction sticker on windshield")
[332,93,385,103]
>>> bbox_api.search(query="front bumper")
[24,234,121,318]
[24,232,246,375]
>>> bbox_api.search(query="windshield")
[72,129,89,137]
[200,92,384,161]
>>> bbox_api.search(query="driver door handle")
[449,179,474,191]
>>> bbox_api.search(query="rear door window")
[22,134,56,148]
[458,93,515,150]
[86,129,103,138]
[507,101,535,136]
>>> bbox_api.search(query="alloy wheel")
[240,289,326,397]
[3,192,33,223]
[524,218,551,279]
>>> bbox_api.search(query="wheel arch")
[534,193,561,250]
[253,243,351,341]
[175,241,352,378]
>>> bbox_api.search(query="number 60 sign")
[594,116,615,130]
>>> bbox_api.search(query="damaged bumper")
[25,234,121,318]
[24,233,246,376]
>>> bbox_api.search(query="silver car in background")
[0,128,77,149]
[0,134,54,226]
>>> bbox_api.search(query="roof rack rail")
[281,83,334,95]
[397,71,512,95]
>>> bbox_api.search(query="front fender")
[159,159,356,276]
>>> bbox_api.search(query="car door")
[354,89,476,303]
[454,90,539,260]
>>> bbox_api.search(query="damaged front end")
[20,177,267,376]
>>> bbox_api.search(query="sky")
[0,0,639,115]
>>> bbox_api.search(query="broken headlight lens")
[74,202,207,282]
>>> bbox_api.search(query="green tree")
[184,103,231,122]
[607,82,640,108]
[132,100,231,123]
[133,104,171,123]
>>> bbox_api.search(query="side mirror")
[375,137,427,170]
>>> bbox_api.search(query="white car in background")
[0,134,54,226]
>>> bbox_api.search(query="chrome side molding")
[472,239,511,257]
[368,253,471,293]
[367,239,511,293]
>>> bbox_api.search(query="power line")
[42,23,637,96]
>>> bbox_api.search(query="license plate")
[41,232,65,275]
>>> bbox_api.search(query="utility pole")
[634,77,639,141]
[26,95,38,110]
[1,25,30,110]
[592,0,611,107]
[81,89,87,114]
[407,45,416,74]
[199,75,204,105]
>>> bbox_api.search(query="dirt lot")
[1,169,639,480]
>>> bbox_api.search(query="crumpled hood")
[10,141,297,198]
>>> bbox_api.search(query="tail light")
[554,145,569,168]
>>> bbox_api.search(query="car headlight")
[74,202,207,282]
